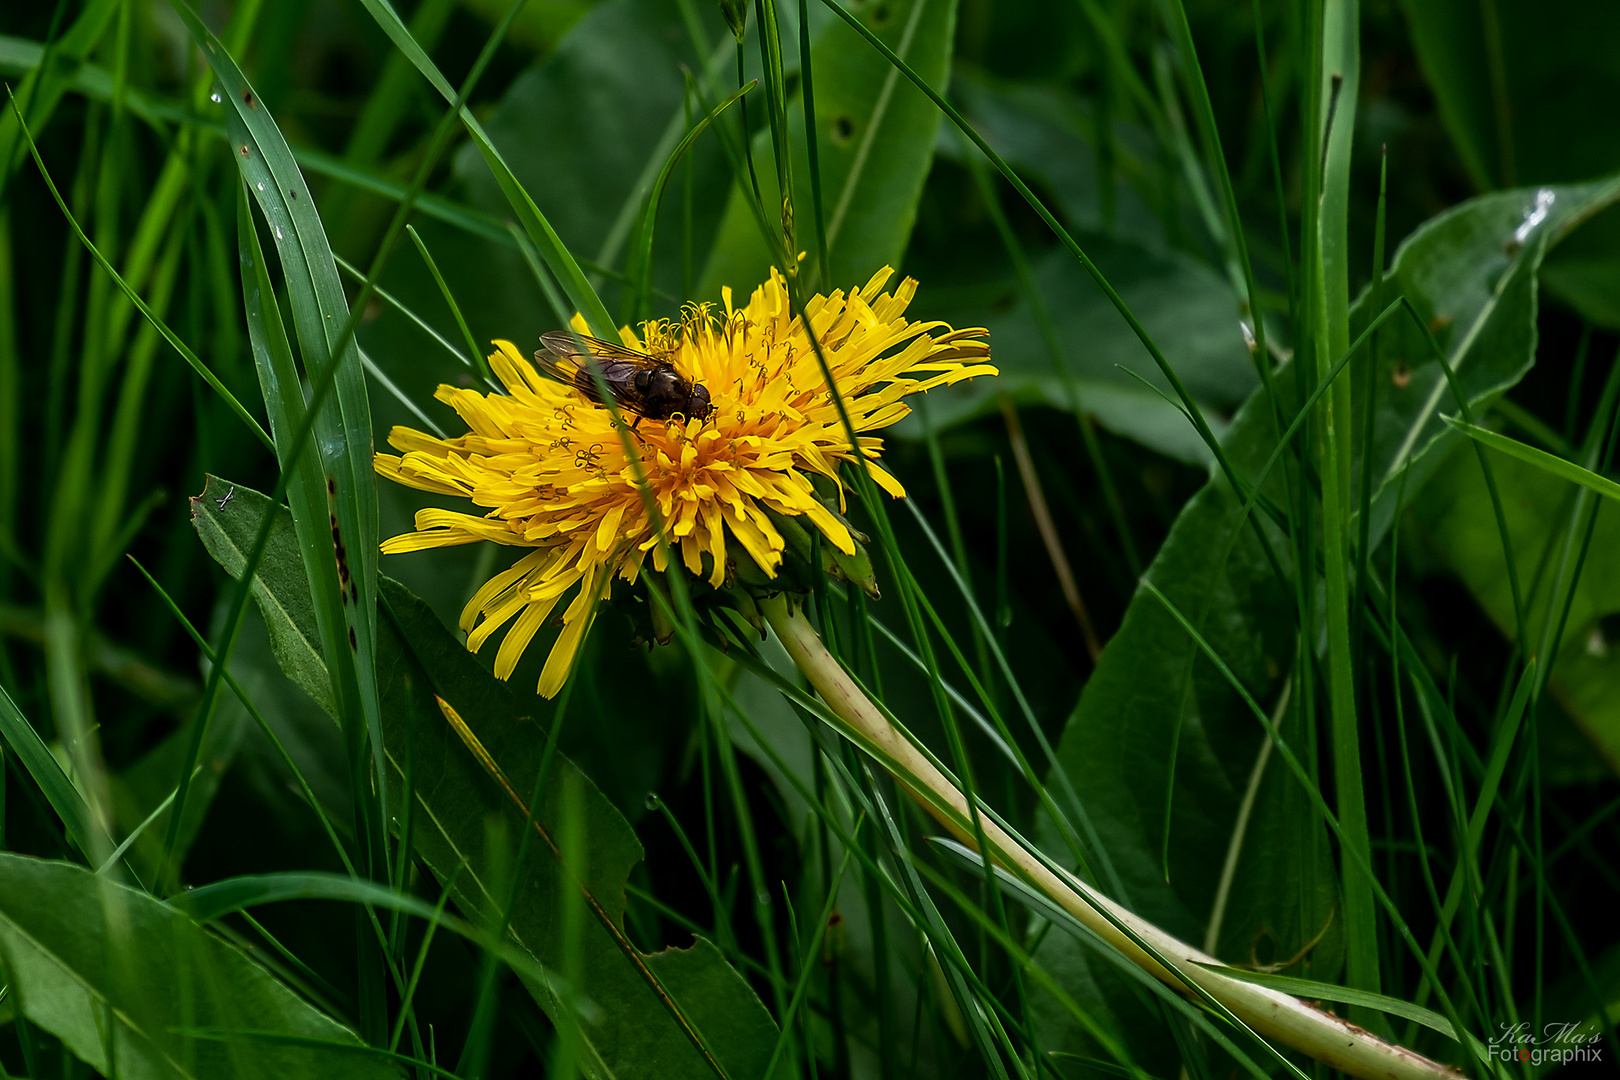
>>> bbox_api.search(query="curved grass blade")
[165,3,381,773]
[0,684,112,863]
[10,96,271,450]
[1445,418,1620,504]
[176,1031,469,1080]
[628,79,754,321]
[353,0,617,339]
[1195,967,1484,1050]
[233,185,354,726]
[0,853,394,1079]
[402,225,492,384]
[174,870,586,1001]
[0,0,117,198]
[164,5,385,909]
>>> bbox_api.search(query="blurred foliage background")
[0,0,1618,1076]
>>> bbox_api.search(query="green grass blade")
[1353,149,1389,648]
[403,225,492,383]
[814,0,1255,525]
[175,871,574,995]
[1140,578,1485,1076]
[169,2,381,672]
[354,0,617,339]
[11,98,271,449]
[796,0,829,288]
[94,766,198,877]
[1445,417,1620,504]
[233,182,362,723]
[0,211,19,575]
[1311,0,1380,1007]
[0,682,110,862]
[628,79,753,321]
[334,249,488,394]
[89,218,189,580]
[0,0,117,199]
[1193,967,1484,1049]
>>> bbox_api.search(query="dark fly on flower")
[535,331,713,428]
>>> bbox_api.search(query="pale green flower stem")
[761,593,1457,1080]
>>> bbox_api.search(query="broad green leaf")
[1350,176,1620,543]
[1409,446,1620,776]
[944,72,1179,254]
[1540,205,1620,329]
[0,853,392,1080]
[1031,176,1620,1054]
[353,0,617,339]
[1398,0,1620,192]
[901,238,1257,464]
[190,476,337,720]
[698,0,961,296]
[191,478,780,1080]
[452,0,732,309]
[1398,0,1620,327]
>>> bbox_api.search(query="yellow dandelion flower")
[376,266,995,697]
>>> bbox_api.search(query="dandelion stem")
[761,592,1460,1080]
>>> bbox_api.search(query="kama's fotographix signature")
[1487,1022,1605,1066]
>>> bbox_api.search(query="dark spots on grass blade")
[331,513,352,602]
[830,115,855,146]
[239,145,250,158]
[348,626,357,651]
[326,476,337,496]
[241,88,256,108]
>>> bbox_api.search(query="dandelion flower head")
[376,267,995,697]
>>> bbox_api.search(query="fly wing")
[539,331,664,366]
[535,332,660,415]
